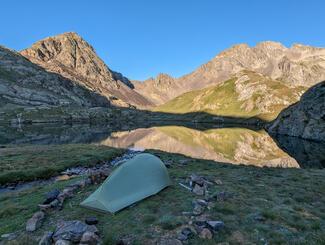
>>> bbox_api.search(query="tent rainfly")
[80,153,172,213]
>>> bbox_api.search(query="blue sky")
[0,0,324,80]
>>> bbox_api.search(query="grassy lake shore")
[0,145,324,244]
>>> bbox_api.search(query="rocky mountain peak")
[255,41,287,51]
[21,32,112,81]
[20,32,153,108]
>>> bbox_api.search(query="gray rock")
[38,204,52,212]
[26,211,45,232]
[53,220,98,243]
[193,203,205,216]
[192,184,205,196]
[199,228,213,239]
[178,227,193,241]
[44,189,60,204]
[39,231,53,245]
[195,199,208,206]
[1,233,17,240]
[267,81,325,142]
[193,221,207,233]
[85,217,98,225]
[50,199,60,208]
[80,231,101,245]
[190,174,205,186]
[55,240,71,245]
[157,238,183,245]
[207,221,225,231]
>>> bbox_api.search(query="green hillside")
[155,71,306,121]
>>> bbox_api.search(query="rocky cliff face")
[135,42,325,105]
[267,81,325,142]
[0,45,109,108]
[20,32,153,108]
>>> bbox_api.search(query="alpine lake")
[0,122,325,244]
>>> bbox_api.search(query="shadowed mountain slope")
[0,45,109,109]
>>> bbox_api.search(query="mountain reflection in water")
[99,126,299,168]
[1,124,324,168]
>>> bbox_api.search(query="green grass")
[0,149,324,244]
[0,144,125,184]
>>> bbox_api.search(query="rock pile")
[38,220,101,245]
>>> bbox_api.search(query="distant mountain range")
[0,32,325,122]
[135,42,325,105]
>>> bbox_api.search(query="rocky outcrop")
[20,32,153,108]
[267,81,325,142]
[135,41,325,105]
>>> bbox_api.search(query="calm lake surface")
[1,123,324,168]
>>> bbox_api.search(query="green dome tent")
[80,153,172,213]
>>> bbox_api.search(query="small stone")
[115,234,135,245]
[85,178,92,185]
[254,214,266,222]
[199,228,213,239]
[55,240,71,245]
[214,179,223,185]
[179,159,189,165]
[1,233,16,240]
[190,174,205,186]
[195,199,208,206]
[193,203,205,215]
[26,211,45,232]
[87,225,99,234]
[207,221,224,231]
[178,227,193,241]
[181,227,193,237]
[80,231,101,245]
[85,217,98,225]
[38,204,52,212]
[50,199,60,208]
[177,233,188,241]
[44,189,60,204]
[56,174,71,181]
[39,231,53,245]
[192,184,205,195]
[157,238,183,245]
[75,179,87,188]
[193,221,207,233]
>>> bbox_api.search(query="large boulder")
[52,220,98,243]
[267,81,325,142]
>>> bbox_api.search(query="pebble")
[85,217,98,225]
[199,228,213,239]
[207,220,225,231]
